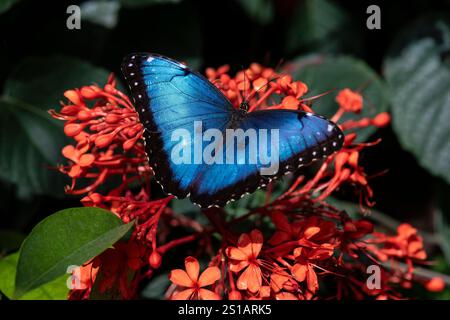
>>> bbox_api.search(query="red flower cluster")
[50,62,443,300]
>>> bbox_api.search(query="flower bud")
[95,133,115,148]
[373,112,391,128]
[149,251,162,269]
[425,277,445,292]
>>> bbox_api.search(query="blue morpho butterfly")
[121,53,344,208]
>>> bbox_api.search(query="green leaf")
[3,56,111,110]
[0,99,69,197]
[0,56,113,197]
[224,179,290,218]
[237,0,274,25]
[290,55,388,141]
[141,273,170,299]
[0,0,20,14]
[81,0,121,29]
[434,208,450,266]
[0,252,69,300]
[285,0,356,54]
[14,207,133,297]
[384,21,450,184]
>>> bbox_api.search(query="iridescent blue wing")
[122,53,234,200]
[122,53,344,208]
[190,110,343,207]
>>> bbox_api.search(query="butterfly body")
[122,53,344,208]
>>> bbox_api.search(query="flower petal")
[171,288,195,300]
[184,256,199,282]
[250,229,263,257]
[306,266,319,293]
[226,247,248,261]
[169,269,194,287]
[237,264,262,293]
[78,153,95,167]
[270,268,290,293]
[276,292,298,300]
[62,145,79,162]
[268,231,290,246]
[198,266,221,287]
[198,288,221,300]
[292,263,308,282]
[237,233,252,256]
[304,227,321,239]
[229,260,249,273]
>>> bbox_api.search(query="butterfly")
[121,53,344,208]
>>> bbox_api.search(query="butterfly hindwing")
[189,110,343,207]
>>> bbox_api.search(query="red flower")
[50,63,434,300]
[62,144,96,178]
[291,244,334,295]
[226,229,264,293]
[336,88,363,113]
[169,256,221,300]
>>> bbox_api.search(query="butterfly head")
[239,100,250,112]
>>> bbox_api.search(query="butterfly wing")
[189,109,344,207]
[121,53,234,199]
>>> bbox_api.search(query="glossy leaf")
[3,56,111,109]
[0,56,112,196]
[384,21,450,183]
[285,0,355,54]
[289,55,388,141]
[14,207,133,297]
[0,252,69,300]
[237,0,274,25]
[0,99,69,197]
[0,0,20,14]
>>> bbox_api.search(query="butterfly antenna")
[245,73,289,104]
[299,89,337,103]
[242,65,249,105]
[274,57,285,74]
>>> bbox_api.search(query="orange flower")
[226,229,264,293]
[336,88,363,113]
[62,144,95,178]
[291,244,334,295]
[425,277,445,292]
[169,256,221,300]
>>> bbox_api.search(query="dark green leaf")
[3,56,111,110]
[141,273,170,299]
[285,0,356,54]
[81,0,121,29]
[224,179,290,218]
[0,56,113,196]
[0,252,69,300]
[0,0,20,14]
[15,207,133,297]
[434,208,450,265]
[237,0,274,25]
[0,99,69,197]
[384,21,450,183]
[290,55,388,141]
